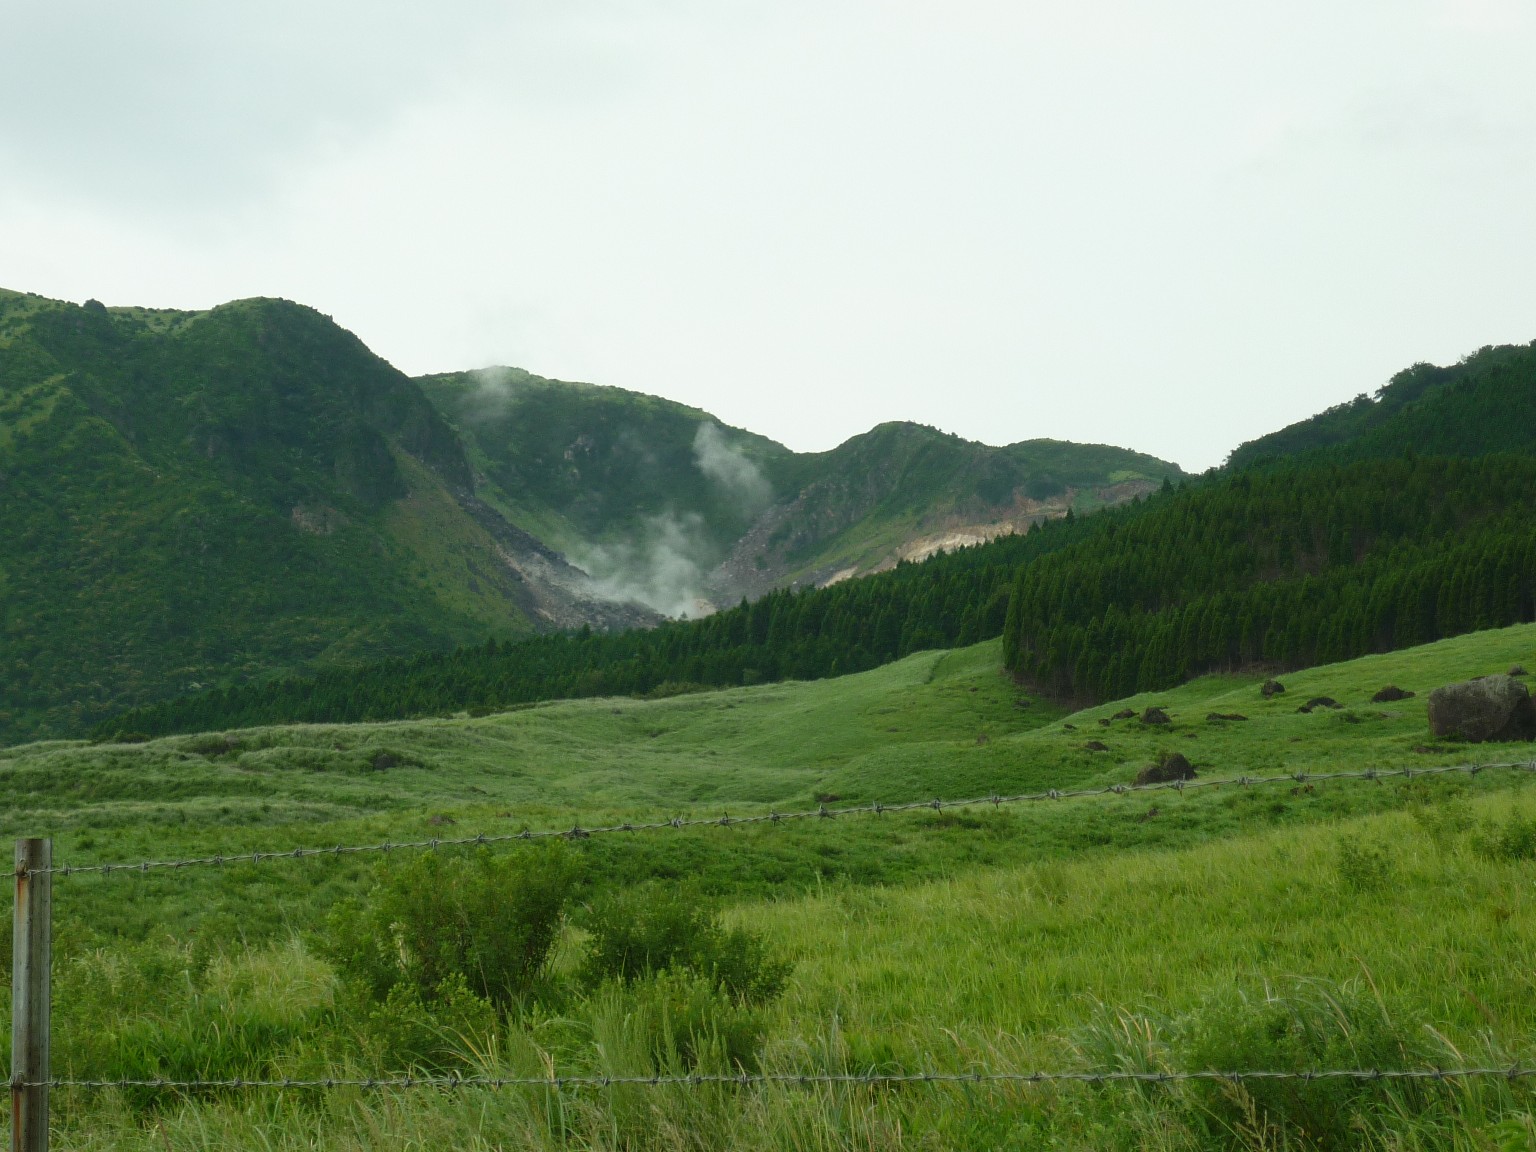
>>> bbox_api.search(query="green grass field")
[7,626,1536,1148]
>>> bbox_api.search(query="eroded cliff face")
[702,477,1160,607]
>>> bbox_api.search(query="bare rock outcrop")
[1427,675,1536,743]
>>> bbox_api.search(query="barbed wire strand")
[23,1066,1536,1091]
[25,759,1536,879]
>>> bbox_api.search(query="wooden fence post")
[11,838,50,1152]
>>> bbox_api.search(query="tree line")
[98,453,1536,740]
[1003,455,1536,698]
[94,516,1103,739]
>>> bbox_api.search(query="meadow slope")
[6,627,1536,1148]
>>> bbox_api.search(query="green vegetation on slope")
[95,517,1101,738]
[416,367,790,561]
[419,366,1182,606]
[8,628,1536,1148]
[17,624,1534,934]
[1228,339,1536,469]
[0,291,556,745]
[0,285,1184,743]
[735,421,1181,592]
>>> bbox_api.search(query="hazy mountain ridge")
[421,370,1182,613]
[709,424,1175,602]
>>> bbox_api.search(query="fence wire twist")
[22,1067,1536,1091]
[25,759,1536,878]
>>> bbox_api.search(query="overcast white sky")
[2,0,1533,471]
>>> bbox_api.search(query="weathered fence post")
[11,838,50,1152]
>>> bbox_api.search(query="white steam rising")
[463,365,524,419]
[573,423,775,618]
[692,421,772,514]
[575,512,712,620]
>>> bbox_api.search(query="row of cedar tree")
[99,453,1536,738]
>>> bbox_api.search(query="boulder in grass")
[1112,708,1137,720]
[1134,751,1195,785]
[1140,706,1171,725]
[1261,679,1286,698]
[1084,740,1109,752]
[1427,675,1536,743]
[1511,665,1530,678]
[1372,686,1415,703]
[1298,696,1341,713]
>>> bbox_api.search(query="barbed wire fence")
[26,1067,1536,1092]
[11,756,1536,1141]
[26,758,1536,877]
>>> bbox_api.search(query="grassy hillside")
[1228,340,1536,469]
[419,367,1183,610]
[0,291,577,745]
[6,627,1536,1147]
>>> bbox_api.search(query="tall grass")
[15,789,1536,1149]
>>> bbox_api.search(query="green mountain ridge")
[421,367,1181,613]
[0,290,652,745]
[711,421,1176,602]
[1228,340,1536,469]
[97,330,1536,741]
[1,288,1177,744]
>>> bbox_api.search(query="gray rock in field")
[1140,706,1171,725]
[1261,679,1285,698]
[1427,675,1536,743]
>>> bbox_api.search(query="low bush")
[581,883,793,1004]
[322,845,578,1012]
[624,970,769,1070]
[349,972,498,1072]
[1411,796,1476,851]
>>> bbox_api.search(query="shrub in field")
[581,883,792,1004]
[1335,838,1396,892]
[322,845,577,1012]
[1472,808,1536,862]
[353,972,498,1071]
